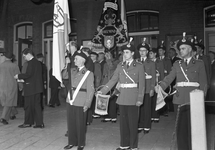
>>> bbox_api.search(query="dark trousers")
[108,95,118,119]
[175,104,191,150]
[49,88,60,105]
[67,104,87,147]
[151,93,160,120]
[139,94,151,129]
[24,93,43,125]
[119,105,139,149]
[87,96,95,124]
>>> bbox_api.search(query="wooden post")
[190,89,207,150]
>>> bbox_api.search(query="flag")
[121,0,128,39]
[52,0,71,83]
[91,0,128,52]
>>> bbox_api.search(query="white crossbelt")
[120,83,138,88]
[176,82,200,87]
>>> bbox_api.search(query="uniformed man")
[193,36,211,88]
[149,48,164,123]
[87,51,102,125]
[62,50,94,150]
[155,32,207,150]
[97,42,145,150]
[136,39,156,134]
[157,41,172,116]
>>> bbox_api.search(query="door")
[17,38,32,107]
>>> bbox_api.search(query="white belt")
[120,83,138,88]
[176,82,200,87]
[145,75,152,79]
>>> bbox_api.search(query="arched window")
[15,23,33,41]
[127,10,159,32]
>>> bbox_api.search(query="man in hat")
[87,51,102,125]
[0,51,21,125]
[14,48,44,128]
[149,48,164,123]
[62,50,94,150]
[136,40,156,134]
[193,37,211,88]
[157,41,172,116]
[155,33,207,150]
[36,53,47,108]
[97,43,145,150]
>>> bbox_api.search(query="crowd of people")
[0,32,215,150]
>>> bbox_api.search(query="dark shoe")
[154,120,159,123]
[111,118,117,123]
[10,115,16,120]
[56,104,61,106]
[77,146,84,150]
[64,145,75,149]
[92,114,100,119]
[18,124,32,128]
[101,118,111,122]
[0,118,8,125]
[49,104,55,108]
[138,128,143,133]
[144,130,149,134]
[33,124,45,128]
[116,147,130,150]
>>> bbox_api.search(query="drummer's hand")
[96,91,102,95]
[83,106,88,112]
[65,57,71,64]
[136,101,142,107]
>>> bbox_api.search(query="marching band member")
[97,40,145,150]
[155,32,207,150]
[157,41,172,116]
[136,38,156,134]
[149,48,163,123]
[62,50,94,150]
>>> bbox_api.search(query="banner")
[91,0,128,52]
[53,0,71,82]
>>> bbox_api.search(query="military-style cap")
[90,51,98,57]
[157,41,166,50]
[73,50,88,60]
[4,51,13,59]
[149,48,158,54]
[177,32,195,50]
[137,37,150,50]
[193,36,205,50]
[121,37,135,52]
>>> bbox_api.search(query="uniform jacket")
[160,58,207,105]
[198,55,211,86]
[158,56,172,77]
[154,58,165,82]
[93,62,102,88]
[49,68,60,89]
[101,60,145,105]
[0,60,20,106]
[62,67,94,108]
[18,57,43,96]
[137,58,156,93]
